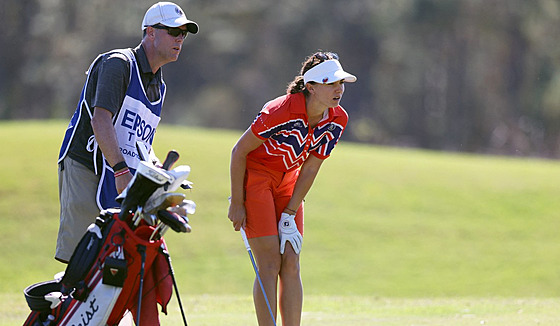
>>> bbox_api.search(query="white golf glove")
[278,213,302,254]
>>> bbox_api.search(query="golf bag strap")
[61,212,116,292]
[24,280,62,312]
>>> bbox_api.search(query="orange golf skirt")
[244,159,304,239]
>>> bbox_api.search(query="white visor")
[303,59,357,84]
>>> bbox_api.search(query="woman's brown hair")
[286,51,339,94]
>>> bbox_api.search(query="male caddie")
[55,2,199,263]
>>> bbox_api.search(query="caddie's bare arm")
[284,154,324,214]
[229,128,265,231]
[91,107,132,193]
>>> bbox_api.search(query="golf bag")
[23,150,194,326]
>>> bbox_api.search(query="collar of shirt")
[133,44,163,82]
[289,92,343,122]
[134,44,163,102]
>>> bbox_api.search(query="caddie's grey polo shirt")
[66,44,164,173]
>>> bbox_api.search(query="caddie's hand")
[278,212,302,254]
[115,171,132,194]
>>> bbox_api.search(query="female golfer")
[228,51,356,325]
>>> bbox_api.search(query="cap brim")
[186,22,199,34]
[307,72,357,84]
[303,59,357,84]
[161,18,199,34]
[333,71,357,83]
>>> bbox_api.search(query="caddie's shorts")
[244,159,304,239]
[56,156,100,262]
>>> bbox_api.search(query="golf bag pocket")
[103,255,128,287]
[57,239,126,325]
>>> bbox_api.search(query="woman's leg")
[249,235,282,326]
[279,244,302,326]
[244,166,304,325]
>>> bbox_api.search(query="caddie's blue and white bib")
[59,48,166,210]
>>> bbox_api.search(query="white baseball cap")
[303,59,357,84]
[142,2,199,34]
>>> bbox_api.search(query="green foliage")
[2,1,560,156]
[2,121,560,324]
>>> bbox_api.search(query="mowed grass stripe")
[1,121,559,304]
[4,293,560,325]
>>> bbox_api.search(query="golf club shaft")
[240,228,277,326]
[136,245,147,326]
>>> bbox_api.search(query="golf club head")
[166,165,191,192]
[144,192,186,215]
[118,161,172,220]
[181,199,196,215]
[167,200,196,218]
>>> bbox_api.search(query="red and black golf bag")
[23,150,194,326]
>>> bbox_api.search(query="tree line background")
[2,0,560,158]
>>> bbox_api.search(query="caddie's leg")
[55,157,100,263]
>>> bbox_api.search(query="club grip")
[240,228,251,251]
[162,150,180,170]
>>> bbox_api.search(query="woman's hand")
[228,201,247,231]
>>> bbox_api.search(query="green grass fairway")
[2,121,560,325]
[4,293,560,325]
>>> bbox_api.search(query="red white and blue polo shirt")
[248,92,348,172]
